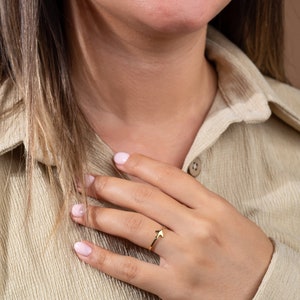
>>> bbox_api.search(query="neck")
[66,1,217,166]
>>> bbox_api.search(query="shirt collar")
[181,27,300,171]
[181,27,275,170]
[206,26,277,123]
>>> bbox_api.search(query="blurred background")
[285,0,300,88]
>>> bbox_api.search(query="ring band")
[148,227,165,251]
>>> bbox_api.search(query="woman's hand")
[71,152,273,300]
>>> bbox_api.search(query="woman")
[0,0,299,299]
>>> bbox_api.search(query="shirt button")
[188,157,201,177]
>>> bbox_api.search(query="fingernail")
[84,174,95,188]
[71,204,85,217]
[114,152,130,165]
[74,242,92,256]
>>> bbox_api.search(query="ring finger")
[71,204,177,257]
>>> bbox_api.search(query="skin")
[67,0,274,298]
[72,153,273,299]
[66,0,224,167]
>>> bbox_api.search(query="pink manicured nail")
[84,174,95,187]
[74,242,92,256]
[114,152,130,165]
[71,204,85,217]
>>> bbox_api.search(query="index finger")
[113,152,215,209]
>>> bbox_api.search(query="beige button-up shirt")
[1,28,300,299]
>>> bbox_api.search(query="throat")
[105,134,193,169]
[94,107,212,168]
[84,60,218,168]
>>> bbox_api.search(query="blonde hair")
[0,1,89,216]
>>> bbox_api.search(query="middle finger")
[85,176,193,233]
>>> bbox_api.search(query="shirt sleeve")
[253,240,300,300]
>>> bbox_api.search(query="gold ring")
[148,227,165,251]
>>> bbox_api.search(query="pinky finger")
[74,241,167,296]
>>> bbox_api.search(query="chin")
[135,1,229,35]
[92,0,231,36]
[146,15,207,35]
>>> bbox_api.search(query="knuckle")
[153,164,178,184]
[194,219,219,243]
[124,213,144,233]
[86,206,103,229]
[132,185,155,204]
[128,154,143,172]
[215,198,233,216]
[202,220,216,236]
[94,250,108,269]
[93,176,109,195]
[119,260,139,283]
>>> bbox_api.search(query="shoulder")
[0,79,25,157]
[265,77,300,133]
[206,27,300,133]
[0,79,19,108]
[265,77,300,132]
